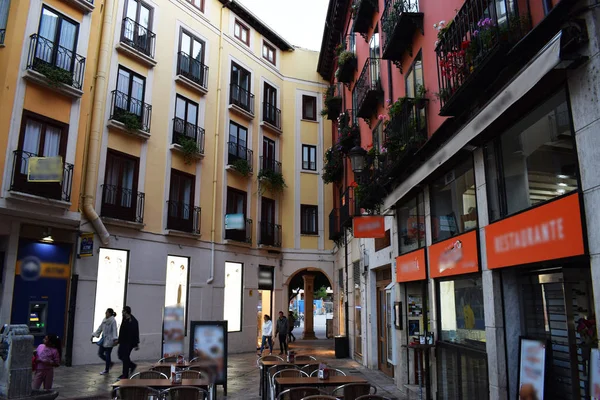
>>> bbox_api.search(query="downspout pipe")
[207,0,231,284]
[83,0,113,245]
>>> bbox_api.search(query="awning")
[383,30,564,211]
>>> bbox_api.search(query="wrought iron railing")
[9,150,74,202]
[259,157,282,174]
[381,0,420,57]
[172,117,205,154]
[101,184,145,223]
[225,217,252,243]
[120,17,156,58]
[340,186,359,227]
[259,221,282,247]
[353,58,382,118]
[177,51,209,89]
[263,102,281,129]
[230,83,255,114]
[110,90,152,132]
[26,34,86,90]
[166,201,201,234]
[0,29,6,45]
[227,142,253,172]
[329,208,342,240]
[383,97,428,170]
[352,0,379,33]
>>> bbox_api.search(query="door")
[37,7,79,72]
[376,267,393,376]
[369,26,380,87]
[228,122,248,163]
[124,0,152,55]
[263,83,277,125]
[103,150,139,221]
[262,137,275,171]
[179,30,205,84]
[168,170,195,231]
[226,187,247,242]
[174,95,199,143]
[261,197,275,245]
[116,67,146,121]
[231,63,251,109]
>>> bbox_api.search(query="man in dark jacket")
[274,311,289,355]
[117,306,139,379]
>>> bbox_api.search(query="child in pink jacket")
[32,334,61,389]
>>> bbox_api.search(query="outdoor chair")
[186,366,215,382]
[151,365,173,376]
[301,363,319,376]
[294,355,317,362]
[355,395,391,400]
[299,396,340,400]
[309,368,346,377]
[271,369,309,400]
[114,385,162,400]
[130,370,169,379]
[163,386,209,400]
[331,383,376,399]
[277,386,322,400]
[158,356,181,363]
[180,370,202,379]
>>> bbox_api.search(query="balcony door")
[231,63,251,109]
[179,30,205,83]
[174,95,199,144]
[262,137,275,171]
[369,25,381,85]
[168,169,195,232]
[261,197,275,245]
[123,0,152,54]
[263,83,277,125]
[102,150,139,221]
[37,6,79,71]
[226,187,247,242]
[116,66,146,119]
[228,121,248,164]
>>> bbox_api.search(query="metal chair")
[294,355,317,362]
[163,386,209,400]
[189,357,200,363]
[277,386,322,400]
[331,383,376,399]
[186,366,215,382]
[301,363,319,376]
[355,395,391,400]
[299,396,340,400]
[257,354,285,367]
[114,386,162,400]
[158,355,181,363]
[309,368,346,377]
[129,370,169,379]
[180,370,202,379]
[271,369,309,400]
[151,365,173,377]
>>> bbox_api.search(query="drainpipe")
[207,1,230,284]
[82,0,114,246]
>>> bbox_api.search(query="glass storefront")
[439,276,485,345]
[397,192,426,254]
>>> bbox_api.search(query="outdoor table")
[274,375,368,397]
[259,360,320,400]
[113,378,214,399]
[151,360,218,369]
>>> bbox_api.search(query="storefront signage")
[353,216,386,238]
[258,265,274,290]
[27,156,63,182]
[79,232,94,258]
[429,230,479,278]
[518,338,547,400]
[395,249,426,282]
[485,193,585,270]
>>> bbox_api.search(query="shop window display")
[439,276,485,345]
[397,192,426,254]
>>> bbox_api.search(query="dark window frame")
[405,50,424,98]
[226,186,248,217]
[302,95,317,121]
[174,94,199,126]
[102,149,141,222]
[169,168,195,206]
[178,28,205,64]
[37,5,80,58]
[302,144,317,171]
[262,40,276,65]
[300,204,318,235]
[230,62,251,91]
[123,0,154,32]
[18,110,69,157]
[396,191,426,255]
[184,0,204,12]
[116,65,147,103]
[229,120,248,145]
[233,18,250,46]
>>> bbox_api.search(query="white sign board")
[590,348,600,399]
[518,338,546,400]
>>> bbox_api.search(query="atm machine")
[28,301,48,337]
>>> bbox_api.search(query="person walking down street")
[287,311,296,343]
[92,308,118,375]
[275,311,289,355]
[258,314,273,356]
[117,306,139,379]
[32,334,61,389]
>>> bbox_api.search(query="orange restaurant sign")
[396,249,426,282]
[429,230,479,278]
[485,193,585,270]
[353,216,386,238]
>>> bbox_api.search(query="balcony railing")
[166,201,201,234]
[381,0,423,65]
[352,0,379,34]
[172,117,205,155]
[340,187,359,228]
[230,83,255,115]
[262,102,281,129]
[260,157,282,174]
[101,184,145,223]
[329,208,342,241]
[324,83,343,120]
[120,17,156,58]
[435,0,530,115]
[227,142,253,172]
[354,58,383,118]
[259,221,282,247]
[0,29,5,45]
[9,150,74,202]
[26,34,86,90]
[110,90,152,133]
[225,217,252,243]
[177,51,209,89]
[383,97,428,171]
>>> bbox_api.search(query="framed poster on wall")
[517,337,549,400]
[189,321,228,394]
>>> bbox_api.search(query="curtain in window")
[121,160,134,208]
[56,20,77,70]
[37,8,58,63]
[182,178,192,219]
[130,76,144,116]
[116,69,130,110]
[43,126,61,157]
[20,120,42,173]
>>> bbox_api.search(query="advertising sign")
[258,265,274,290]
[485,193,585,269]
[518,338,547,400]
[79,232,94,258]
[190,321,228,387]
[353,216,386,238]
[162,306,185,358]
[429,230,479,278]
[225,214,245,230]
[395,248,426,282]
[27,156,63,182]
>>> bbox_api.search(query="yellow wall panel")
[300,174,318,205]
[107,132,141,157]
[300,236,318,250]
[23,85,71,123]
[171,153,196,175]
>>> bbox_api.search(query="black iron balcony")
[26,34,86,90]
[260,157,282,174]
[354,58,383,119]
[227,142,253,172]
[172,117,205,155]
[101,184,145,223]
[340,186,359,228]
[0,29,5,45]
[435,0,530,116]
[262,102,281,129]
[230,83,255,115]
[9,150,74,202]
[110,90,152,133]
[329,208,342,241]
[166,201,201,234]
[225,217,252,243]
[381,0,423,67]
[352,0,378,35]
[120,17,156,58]
[382,97,428,171]
[177,51,209,89]
[259,221,282,247]
[324,83,343,120]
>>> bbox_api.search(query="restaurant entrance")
[376,266,393,377]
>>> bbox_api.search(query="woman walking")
[32,334,61,389]
[92,308,118,375]
[258,315,273,356]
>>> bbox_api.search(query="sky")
[236,0,329,51]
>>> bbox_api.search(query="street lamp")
[348,144,367,175]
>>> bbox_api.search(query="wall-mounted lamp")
[41,229,53,243]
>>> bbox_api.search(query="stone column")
[302,274,317,339]
[0,221,20,325]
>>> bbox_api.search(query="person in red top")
[32,334,61,389]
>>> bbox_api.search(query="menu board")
[189,321,228,386]
[162,306,185,358]
[518,338,547,400]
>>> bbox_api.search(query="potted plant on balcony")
[335,51,357,84]
[116,111,143,132]
[415,84,428,109]
[322,86,342,120]
[258,168,287,195]
[322,146,344,184]
[355,180,386,214]
[232,158,251,177]
[34,62,74,87]
[178,137,201,165]
[337,113,360,154]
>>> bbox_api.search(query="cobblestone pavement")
[51,339,407,399]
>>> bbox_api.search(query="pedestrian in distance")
[274,311,289,355]
[287,311,296,343]
[257,314,273,356]
[92,308,118,375]
[116,306,140,379]
[32,334,61,389]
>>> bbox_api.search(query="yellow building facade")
[0,0,335,364]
